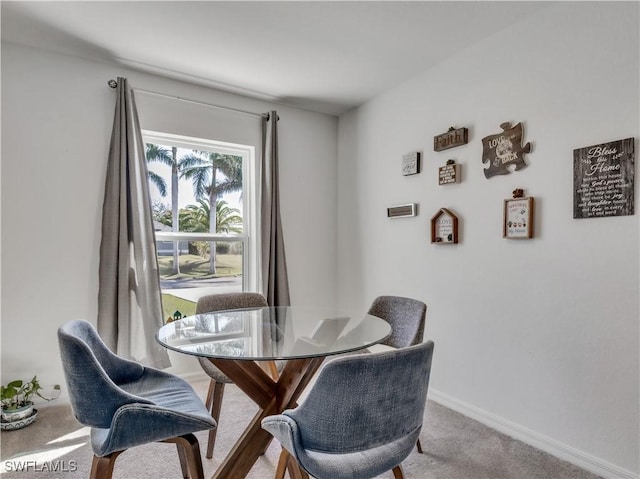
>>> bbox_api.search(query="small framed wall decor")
[503,189,534,239]
[431,208,459,244]
[482,122,532,179]
[388,203,418,218]
[402,151,421,176]
[434,126,468,152]
[573,137,634,218]
[438,159,461,185]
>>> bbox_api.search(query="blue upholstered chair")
[194,292,284,459]
[366,295,428,453]
[366,295,427,352]
[57,319,216,479]
[262,341,435,479]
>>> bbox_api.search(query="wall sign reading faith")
[434,127,468,152]
[573,137,635,219]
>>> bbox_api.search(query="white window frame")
[142,130,260,293]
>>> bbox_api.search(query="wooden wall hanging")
[439,159,461,185]
[402,151,421,176]
[388,203,417,218]
[503,189,534,239]
[431,208,459,244]
[573,137,635,219]
[482,122,532,179]
[434,127,468,152]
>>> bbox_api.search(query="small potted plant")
[1,376,60,425]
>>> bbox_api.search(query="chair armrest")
[92,403,216,457]
[261,414,302,457]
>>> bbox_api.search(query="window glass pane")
[157,239,244,321]
[145,138,249,322]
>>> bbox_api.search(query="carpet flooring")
[0,378,603,479]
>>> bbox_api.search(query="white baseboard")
[428,389,638,479]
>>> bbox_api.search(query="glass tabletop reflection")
[156,306,391,361]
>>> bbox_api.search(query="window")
[143,130,258,321]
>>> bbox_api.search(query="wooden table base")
[208,356,325,479]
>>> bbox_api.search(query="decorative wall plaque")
[434,127,468,152]
[482,122,532,179]
[430,208,459,244]
[573,137,635,219]
[439,159,461,185]
[402,151,421,176]
[387,203,417,218]
[503,189,534,239]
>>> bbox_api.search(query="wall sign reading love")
[573,138,635,219]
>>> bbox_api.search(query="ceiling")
[1,1,550,116]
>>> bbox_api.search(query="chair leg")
[416,438,423,453]
[176,441,189,479]
[90,451,123,479]
[275,449,289,479]
[165,434,205,479]
[204,378,215,411]
[275,449,310,479]
[392,465,405,479]
[286,453,309,479]
[206,381,225,459]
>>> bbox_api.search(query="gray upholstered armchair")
[262,341,435,479]
[367,295,427,351]
[194,292,284,459]
[366,295,428,453]
[57,319,216,479]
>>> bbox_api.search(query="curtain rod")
[107,79,269,120]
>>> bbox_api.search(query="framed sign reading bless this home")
[573,137,635,219]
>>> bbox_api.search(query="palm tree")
[181,151,243,273]
[215,200,243,235]
[179,199,242,260]
[180,200,210,233]
[146,144,182,274]
[146,145,168,198]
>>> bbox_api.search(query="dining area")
[55,293,435,479]
[0,293,603,479]
[3,4,638,478]
[0,358,604,479]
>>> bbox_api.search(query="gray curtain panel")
[97,77,170,369]
[261,111,291,307]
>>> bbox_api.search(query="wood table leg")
[208,357,325,479]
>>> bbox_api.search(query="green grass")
[158,254,242,280]
[161,293,196,323]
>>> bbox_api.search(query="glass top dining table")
[156,305,391,361]
[156,306,391,479]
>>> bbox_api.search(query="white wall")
[337,2,639,477]
[1,42,338,381]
